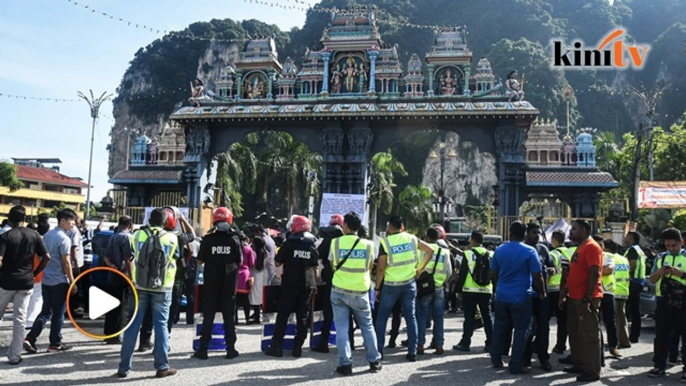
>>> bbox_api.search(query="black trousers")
[600,293,618,349]
[199,288,237,352]
[628,282,642,341]
[524,296,550,366]
[547,291,568,350]
[461,292,493,347]
[271,288,313,348]
[654,301,686,370]
[103,276,130,338]
[184,277,196,324]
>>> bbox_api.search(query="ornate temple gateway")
[169,6,615,223]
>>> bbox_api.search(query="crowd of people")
[1,203,686,383]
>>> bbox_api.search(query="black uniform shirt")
[0,227,48,290]
[276,232,319,290]
[197,230,243,291]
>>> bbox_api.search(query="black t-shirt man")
[197,230,243,291]
[0,227,49,290]
[317,225,343,283]
[276,232,319,290]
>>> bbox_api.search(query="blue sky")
[0,0,312,203]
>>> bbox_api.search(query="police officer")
[624,231,646,343]
[416,226,452,355]
[595,236,621,359]
[265,215,319,358]
[374,215,435,362]
[454,231,492,353]
[548,230,571,354]
[193,207,242,360]
[329,211,382,375]
[647,228,686,379]
[608,239,632,349]
[312,214,344,354]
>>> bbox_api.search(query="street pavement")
[0,308,675,385]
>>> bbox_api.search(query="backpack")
[135,228,168,290]
[470,249,491,287]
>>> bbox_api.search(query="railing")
[0,187,84,204]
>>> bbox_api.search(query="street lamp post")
[78,90,113,220]
[429,142,457,227]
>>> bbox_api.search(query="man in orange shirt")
[562,219,602,383]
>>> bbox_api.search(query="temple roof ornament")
[525,118,563,166]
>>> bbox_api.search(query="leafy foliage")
[397,184,436,235]
[368,149,408,235]
[0,162,23,193]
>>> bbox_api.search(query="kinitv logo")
[550,29,650,70]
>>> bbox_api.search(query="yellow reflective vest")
[654,252,686,298]
[625,245,646,280]
[131,226,178,292]
[380,232,419,286]
[601,252,616,294]
[462,246,493,294]
[331,235,374,294]
[421,243,450,288]
[548,247,571,292]
[613,253,630,299]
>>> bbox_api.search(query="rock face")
[108,41,240,177]
[421,132,497,217]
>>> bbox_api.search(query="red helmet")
[213,207,233,225]
[290,215,311,234]
[431,223,447,239]
[329,214,344,226]
[164,209,177,230]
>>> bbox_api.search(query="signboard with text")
[637,181,686,209]
[319,193,367,227]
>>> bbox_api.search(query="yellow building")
[0,158,86,222]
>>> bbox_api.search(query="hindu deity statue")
[441,68,456,96]
[332,65,342,94]
[188,78,210,107]
[357,63,367,93]
[343,57,357,92]
[506,70,525,101]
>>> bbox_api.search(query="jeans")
[417,288,445,348]
[524,296,550,366]
[460,292,493,348]
[548,291,568,350]
[27,283,69,346]
[118,290,172,374]
[375,282,418,355]
[331,290,381,366]
[601,294,618,350]
[490,299,532,374]
[0,288,32,361]
[628,282,642,341]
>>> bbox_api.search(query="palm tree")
[397,184,436,235]
[594,130,621,177]
[215,142,257,217]
[258,132,322,216]
[368,149,407,237]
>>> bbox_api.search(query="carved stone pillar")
[495,125,527,216]
[236,70,243,100]
[321,51,331,96]
[463,65,471,96]
[183,126,211,209]
[320,123,344,192]
[347,121,374,195]
[368,50,378,95]
[427,64,435,97]
[267,69,276,99]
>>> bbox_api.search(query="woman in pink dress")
[235,233,255,324]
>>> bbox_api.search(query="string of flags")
[0,92,80,102]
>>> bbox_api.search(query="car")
[446,233,503,248]
[640,277,656,317]
[89,230,114,290]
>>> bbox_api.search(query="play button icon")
[67,267,139,340]
[89,286,121,320]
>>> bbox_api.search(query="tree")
[0,162,23,192]
[215,142,257,218]
[368,149,408,238]
[397,184,436,235]
[594,130,621,178]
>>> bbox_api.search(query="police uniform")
[314,225,343,352]
[195,229,243,355]
[329,234,381,367]
[117,226,178,376]
[548,246,572,352]
[375,232,421,357]
[612,253,631,348]
[455,245,492,350]
[268,231,319,354]
[625,244,646,342]
[652,250,686,371]
[600,252,619,352]
[417,243,451,352]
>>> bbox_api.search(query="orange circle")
[67,267,139,340]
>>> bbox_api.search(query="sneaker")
[48,344,71,352]
[23,339,38,354]
[406,354,416,362]
[193,350,208,360]
[293,346,302,358]
[647,368,666,378]
[156,368,178,378]
[336,364,353,376]
[116,372,127,378]
[226,350,239,359]
[369,361,382,373]
[435,347,444,355]
[137,341,153,352]
[453,344,470,352]
[9,358,23,365]
[265,346,283,357]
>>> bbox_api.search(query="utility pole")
[78,90,113,221]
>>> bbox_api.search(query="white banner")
[143,207,190,228]
[319,193,367,227]
[638,181,686,209]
